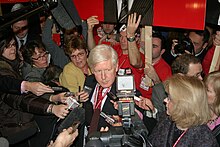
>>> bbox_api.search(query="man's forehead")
[13,20,28,27]
[187,63,202,75]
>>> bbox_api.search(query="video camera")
[87,75,150,147]
[174,36,195,55]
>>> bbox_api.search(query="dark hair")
[192,28,210,44]
[152,31,166,49]
[22,40,46,65]
[0,34,18,56]
[171,53,201,74]
[64,36,87,56]
[43,65,63,85]
[64,26,82,44]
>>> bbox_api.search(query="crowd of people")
[1,2,220,147]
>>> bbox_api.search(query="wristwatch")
[127,36,135,42]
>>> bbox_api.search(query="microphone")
[57,107,85,133]
[84,102,94,126]
[0,137,9,147]
[51,0,81,30]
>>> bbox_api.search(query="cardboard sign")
[153,0,206,30]
[73,0,205,29]
[73,0,104,21]
[0,0,36,3]
[206,0,220,25]
[73,0,152,25]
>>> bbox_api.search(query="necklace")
[209,116,220,125]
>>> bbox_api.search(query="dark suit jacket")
[104,0,153,26]
[83,75,118,131]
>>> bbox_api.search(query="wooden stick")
[144,26,152,86]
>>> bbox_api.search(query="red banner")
[73,0,104,21]
[153,0,206,30]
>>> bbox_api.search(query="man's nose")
[101,70,106,80]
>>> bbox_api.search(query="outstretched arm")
[127,13,143,68]
[87,16,99,50]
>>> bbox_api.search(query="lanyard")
[173,129,188,147]
[94,86,110,109]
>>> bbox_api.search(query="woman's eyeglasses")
[32,51,49,61]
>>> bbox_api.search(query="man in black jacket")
[83,44,119,133]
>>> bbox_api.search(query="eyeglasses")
[70,52,85,60]
[14,25,28,33]
[165,91,172,101]
[6,42,16,48]
[32,51,49,61]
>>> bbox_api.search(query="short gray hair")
[88,44,118,69]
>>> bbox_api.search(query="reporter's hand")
[51,92,68,103]
[135,96,155,112]
[110,100,119,110]
[23,81,54,96]
[52,104,69,119]
[48,127,78,147]
[75,91,89,102]
[87,16,99,32]
[144,63,161,84]
[111,115,122,127]
[100,127,109,132]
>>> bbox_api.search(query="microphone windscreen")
[51,0,82,30]
[58,107,85,133]
[0,137,9,147]
[84,102,93,126]
[51,0,75,29]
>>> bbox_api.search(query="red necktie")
[88,86,103,134]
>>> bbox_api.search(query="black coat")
[0,76,22,94]
[83,75,118,131]
[148,113,219,147]
[0,57,51,127]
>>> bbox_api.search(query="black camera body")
[174,37,194,55]
[86,75,149,147]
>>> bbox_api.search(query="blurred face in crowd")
[92,59,118,88]
[70,49,87,69]
[32,47,49,68]
[2,39,16,60]
[206,82,216,105]
[164,94,173,115]
[189,32,207,55]
[11,20,28,39]
[152,37,165,62]
[119,30,128,51]
[186,63,203,80]
[102,24,115,34]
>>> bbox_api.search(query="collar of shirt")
[90,84,112,110]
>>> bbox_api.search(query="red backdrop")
[153,0,206,30]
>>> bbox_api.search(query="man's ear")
[161,49,165,55]
[115,63,119,72]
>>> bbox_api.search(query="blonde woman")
[148,75,218,146]
[205,71,220,144]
